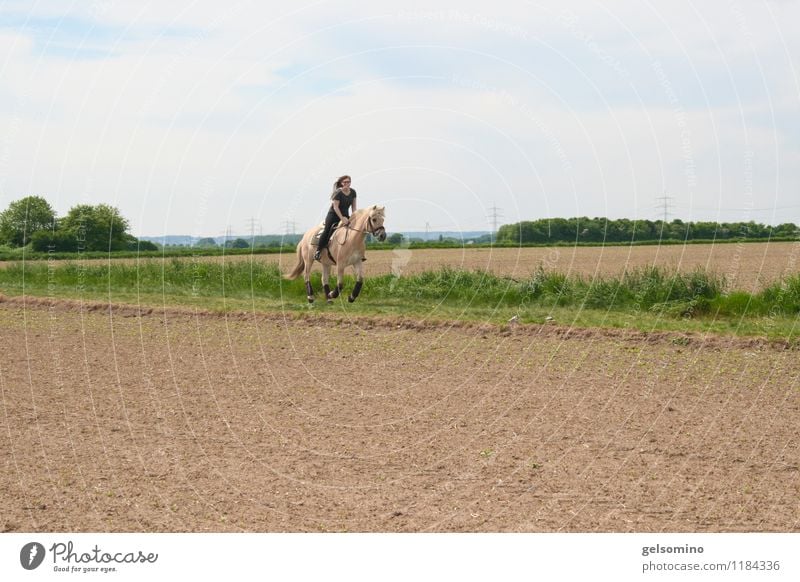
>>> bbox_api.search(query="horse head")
[367,205,387,242]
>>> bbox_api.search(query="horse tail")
[284,243,305,280]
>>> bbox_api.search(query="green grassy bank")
[1,260,798,339]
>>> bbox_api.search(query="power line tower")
[655,193,674,223]
[221,225,232,248]
[488,204,503,242]
[655,193,675,241]
[282,220,297,236]
[425,221,430,241]
[245,217,260,243]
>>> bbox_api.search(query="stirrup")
[314,249,322,261]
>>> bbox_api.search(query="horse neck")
[351,210,370,233]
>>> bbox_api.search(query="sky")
[0,0,798,237]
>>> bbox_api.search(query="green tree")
[225,238,250,249]
[496,217,799,245]
[387,232,404,245]
[60,204,131,251]
[126,235,158,251]
[774,223,799,237]
[612,218,635,242]
[496,222,517,242]
[0,195,57,246]
[195,237,218,248]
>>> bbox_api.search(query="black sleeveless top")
[331,188,356,217]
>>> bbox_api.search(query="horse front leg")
[328,264,346,299]
[348,261,364,303]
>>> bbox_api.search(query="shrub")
[30,229,80,252]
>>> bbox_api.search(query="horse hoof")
[307,296,314,303]
[348,296,355,303]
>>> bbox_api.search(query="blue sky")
[1,0,798,237]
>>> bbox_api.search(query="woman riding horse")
[314,175,356,261]
[285,204,386,303]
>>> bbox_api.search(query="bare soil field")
[1,297,798,532]
[4,241,799,290]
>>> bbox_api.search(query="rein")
[338,214,382,244]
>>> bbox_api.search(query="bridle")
[341,212,385,242]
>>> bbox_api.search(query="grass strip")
[0,259,800,333]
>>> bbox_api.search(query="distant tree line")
[497,217,799,244]
[5,196,795,255]
[200,237,252,249]
[165,236,297,249]
[0,195,158,252]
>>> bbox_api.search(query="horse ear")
[372,204,377,210]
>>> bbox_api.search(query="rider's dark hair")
[330,175,352,199]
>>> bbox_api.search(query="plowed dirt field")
[1,297,798,532]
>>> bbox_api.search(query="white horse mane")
[353,205,385,220]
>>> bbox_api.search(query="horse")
[284,205,386,303]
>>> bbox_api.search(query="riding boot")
[314,247,323,261]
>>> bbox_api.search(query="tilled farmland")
[1,297,798,532]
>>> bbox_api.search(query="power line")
[673,203,800,212]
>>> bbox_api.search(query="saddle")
[311,221,367,263]
[310,222,340,247]
[312,222,340,264]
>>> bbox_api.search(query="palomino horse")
[284,205,386,303]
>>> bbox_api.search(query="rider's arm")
[332,198,346,221]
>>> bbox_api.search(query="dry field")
[4,241,799,290]
[1,297,798,532]
[319,241,800,291]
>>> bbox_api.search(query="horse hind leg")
[322,263,333,303]
[305,280,314,303]
[303,247,315,303]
